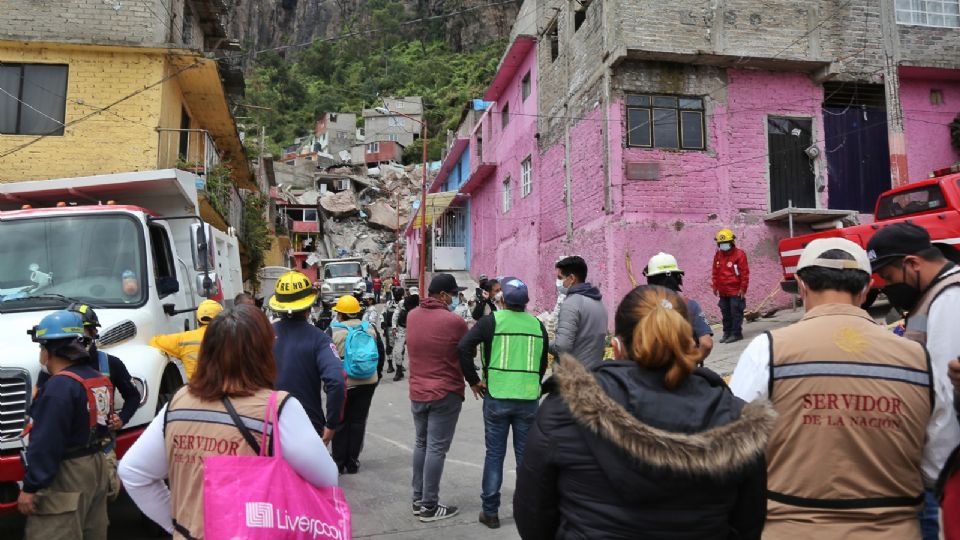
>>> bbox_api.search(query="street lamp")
[377,102,428,294]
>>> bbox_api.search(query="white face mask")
[556,278,568,295]
[39,350,50,374]
[494,291,504,303]
[718,243,732,252]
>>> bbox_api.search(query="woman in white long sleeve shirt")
[119,305,339,539]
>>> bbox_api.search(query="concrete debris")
[281,159,426,278]
[365,201,401,230]
[319,190,359,217]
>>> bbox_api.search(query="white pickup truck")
[0,169,242,511]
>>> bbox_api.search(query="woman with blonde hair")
[514,285,775,540]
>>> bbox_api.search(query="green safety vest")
[487,310,544,400]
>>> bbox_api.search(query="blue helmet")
[29,310,86,343]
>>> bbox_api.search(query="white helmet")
[643,252,683,277]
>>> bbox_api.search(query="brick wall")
[0,0,171,46]
[0,44,166,182]
[901,74,960,180]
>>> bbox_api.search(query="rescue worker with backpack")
[329,295,386,474]
[36,303,141,502]
[18,310,114,540]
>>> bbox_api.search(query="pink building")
[427,0,960,323]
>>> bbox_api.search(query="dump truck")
[0,169,242,511]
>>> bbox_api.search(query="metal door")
[433,206,467,271]
[768,117,817,211]
[824,107,891,213]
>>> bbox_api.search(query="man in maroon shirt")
[406,273,482,523]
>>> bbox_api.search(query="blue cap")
[500,277,529,307]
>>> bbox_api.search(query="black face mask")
[882,266,921,313]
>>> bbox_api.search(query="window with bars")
[0,63,68,136]
[367,142,380,153]
[521,157,532,198]
[503,176,512,213]
[626,94,705,150]
[896,0,960,27]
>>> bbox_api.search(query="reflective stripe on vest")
[772,361,931,387]
[488,310,544,400]
[766,304,931,514]
[164,408,274,436]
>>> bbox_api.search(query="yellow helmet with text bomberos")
[269,271,317,313]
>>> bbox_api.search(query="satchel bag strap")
[259,391,283,459]
[222,397,261,455]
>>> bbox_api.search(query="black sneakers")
[478,511,500,529]
[412,500,422,516]
[418,503,459,522]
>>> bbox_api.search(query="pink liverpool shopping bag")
[203,392,351,539]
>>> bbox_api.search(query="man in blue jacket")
[270,271,346,442]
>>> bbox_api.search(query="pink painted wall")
[469,43,546,306]
[901,77,960,182]
[468,68,828,322]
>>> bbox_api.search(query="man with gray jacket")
[551,256,608,368]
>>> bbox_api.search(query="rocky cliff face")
[226,0,521,65]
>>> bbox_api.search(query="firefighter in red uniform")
[711,228,749,343]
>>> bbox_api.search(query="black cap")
[67,303,101,328]
[866,222,933,271]
[427,273,466,295]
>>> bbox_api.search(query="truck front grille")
[335,283,353,292]
[0,369,30,442]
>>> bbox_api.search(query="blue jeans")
[481,396,539,514]
[918,489,940,540]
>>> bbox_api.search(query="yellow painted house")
[0,1,287,281]
[0,0,253,221]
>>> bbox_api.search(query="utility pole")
[880,0,909,187]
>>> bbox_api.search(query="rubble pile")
[309,164,423,278]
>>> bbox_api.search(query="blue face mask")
[718,243,732,252]
[448,294,459,312]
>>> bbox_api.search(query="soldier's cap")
[796,237,871,274]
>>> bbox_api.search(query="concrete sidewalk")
[704,306,805,377]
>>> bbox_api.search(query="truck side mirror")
[157,276,180,298]
[190,222,214,272]
[196,272,219,298]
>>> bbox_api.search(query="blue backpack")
[331,321,379,379]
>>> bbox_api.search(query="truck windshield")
[876,184,947,220]
[324,263,361,279]
[0,215,145,312]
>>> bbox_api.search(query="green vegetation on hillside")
[243,2,507,162]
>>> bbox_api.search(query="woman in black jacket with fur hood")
[514,285,775,540]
